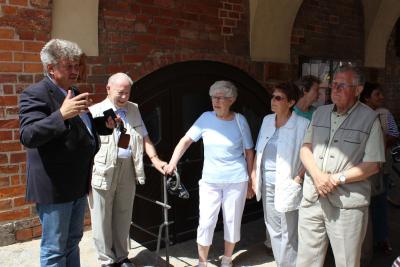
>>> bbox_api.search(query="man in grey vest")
[296,66,385,267]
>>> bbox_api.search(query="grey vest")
[303,102,377,208]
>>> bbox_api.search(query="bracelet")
[149,154,158,160]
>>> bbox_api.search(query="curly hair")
[40,39,83,74]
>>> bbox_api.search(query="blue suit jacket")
[19,77,111,204]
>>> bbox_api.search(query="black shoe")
[101,264,119,267]
[266,246,274,256]
[119,258,135,267]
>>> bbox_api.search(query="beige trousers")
[296,197,368,267]
[89,158,136,265]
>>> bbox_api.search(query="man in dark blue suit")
[19,39,113,267]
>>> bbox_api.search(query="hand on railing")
[166,169,189,199]
[163,163,177,176]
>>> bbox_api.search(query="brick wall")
[259,0,365,89]
[85,0,255,101]
[0,0,51,245]
[291,0,364,74]
[383,24,400,120]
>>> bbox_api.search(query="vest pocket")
[343,138,361,144]
[341,129,362,145]
[94,146,108,164]
[91,165,114,190]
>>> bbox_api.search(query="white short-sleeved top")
[186,111,253,183]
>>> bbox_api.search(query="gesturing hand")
[60,90,91,120]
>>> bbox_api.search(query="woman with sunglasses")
[165,80,254,267]
[250,82,309,267]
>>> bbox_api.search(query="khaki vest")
[303,103,377,208]
[90,100,145,190]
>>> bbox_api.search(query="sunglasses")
[271,95,287,101]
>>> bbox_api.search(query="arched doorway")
[130,60,271,249]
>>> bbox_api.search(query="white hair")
[40,39,83,74]
[334,65,365,86]
[107,72,134,86]
[209,80,238,98]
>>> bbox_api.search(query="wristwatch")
[338,173,346,185]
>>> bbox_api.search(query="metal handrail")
[130,166,181,266]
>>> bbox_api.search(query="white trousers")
[89,158,136,265]
[263,182,298,267]
[196,180,248,246]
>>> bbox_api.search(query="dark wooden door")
[130,61,270,249]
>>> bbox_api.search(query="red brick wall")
[291,0,364,74]
[85,0,257,101]
[259,0,365,86]
[0,0,51,244]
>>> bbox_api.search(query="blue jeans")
[36,196,87,267]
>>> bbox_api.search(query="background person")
[293,75,321,120]
[296,66,385,267]
[165,80,254,267]
[360,82,398,261]
[19,39,114,267]
[251,82,309,267]
[89,73,167,267]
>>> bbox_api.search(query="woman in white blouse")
[165,80,254,267]
[250,82,309,267]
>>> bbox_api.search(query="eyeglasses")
[56,62,80,72]
[331,81,356,91]
[271,95,286,101]
[210,96,231,101]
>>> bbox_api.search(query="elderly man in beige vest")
[296,66,385,267]
[89,73,166,267]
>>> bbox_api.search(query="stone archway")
[249,0,303,63]
[363,0,400,67]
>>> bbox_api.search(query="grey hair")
[40,39,83,74]
[334,65,365,86]
[107,72,134,86]
[209,80,238,98]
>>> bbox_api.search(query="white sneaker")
[220,256,232,267]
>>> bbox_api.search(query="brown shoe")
[381,240,393,255]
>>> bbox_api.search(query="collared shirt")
[294,105,316,121]
[261,128,279,184]
[387,112,399,138]
[47,75,93,136]
[100,98,148,159]
[115,107,132,158]
[304,101,385,171]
